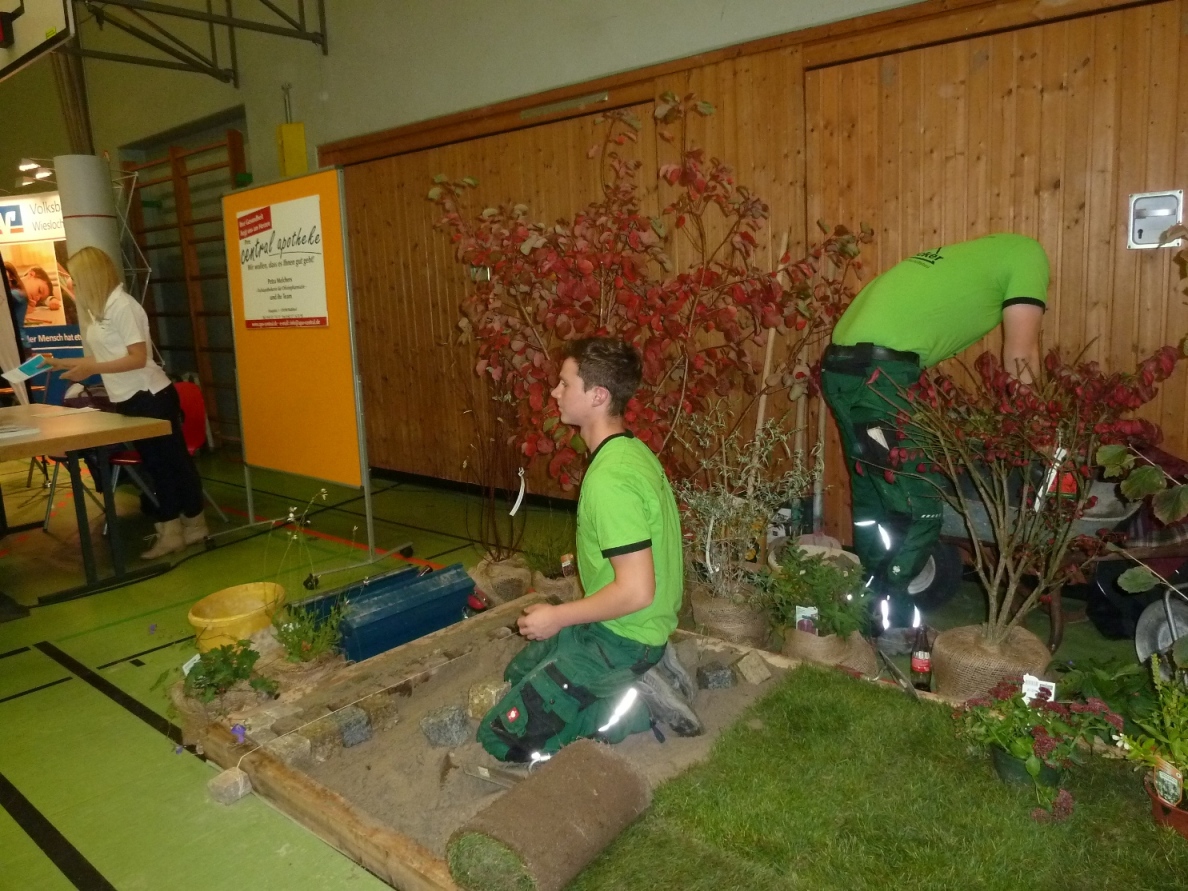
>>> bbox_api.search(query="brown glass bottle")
[910,624,932,692]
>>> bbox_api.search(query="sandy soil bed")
[300,633,784,856]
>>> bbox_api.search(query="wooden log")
[203,722,457,891]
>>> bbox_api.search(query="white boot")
[141,519,185,560]
[179,512,209,546]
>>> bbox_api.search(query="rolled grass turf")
[448,739,651,891]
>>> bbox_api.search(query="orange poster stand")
[223,169,382,562]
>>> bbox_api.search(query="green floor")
[0,450,1142,890]
[0,449,559,891]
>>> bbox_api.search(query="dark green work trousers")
[477,622,662,763]
[821,346,944,594]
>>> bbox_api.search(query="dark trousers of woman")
[114,385,204,521]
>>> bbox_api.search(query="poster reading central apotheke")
[237,194,328,329]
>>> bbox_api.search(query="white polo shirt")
[85,285,171,403]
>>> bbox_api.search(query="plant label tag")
[794,605,818,635]
[1020,674,1056,706]
[1154,757,1183,807]
[181,653,201,677]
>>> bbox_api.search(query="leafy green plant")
[183,641,278,703]
[955,678,1123,818]
[1051,658,1157,735]
[759,545,870,637]
[272,600,347,663]
[1121,654,1188,777]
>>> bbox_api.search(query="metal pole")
[244,463,254,521]
[338,167,375,560]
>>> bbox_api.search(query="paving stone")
[248,727,278,746]
[207,767,251,805]
[734,651,773,685]
[357,692,399,732]
[333,706,372,748]
[467,680,510,720]
[697,662,736,690]
[301,718,342,762]
[269,713,307,737]
[420,705,472,748]
[265,734,312,769]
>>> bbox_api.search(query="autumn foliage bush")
[430,93,870,488]
[889,342,1188,644]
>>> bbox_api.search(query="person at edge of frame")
[820,233,1049,629]
[477,337,702,764]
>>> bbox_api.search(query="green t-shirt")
[576,432,683,646]
[832,233,1049,368]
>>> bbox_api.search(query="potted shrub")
[955,678,1123,822]
[1120,651,1188,838]
[674,405,817,647]
[761,542,875,675]
[891,343,1187,699]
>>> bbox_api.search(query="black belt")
[823,342,920,374]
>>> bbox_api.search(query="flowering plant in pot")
[1119,651,1188,836]
[430,93,871,490]
[955,678,1123,821]
[889,343,1187,699]
[759,543,875,674]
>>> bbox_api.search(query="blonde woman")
[47,247,207,558]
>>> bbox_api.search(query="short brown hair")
[564,338,642,417]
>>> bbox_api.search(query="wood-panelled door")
[806,0,1188,539]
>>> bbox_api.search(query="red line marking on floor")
[220,505,444,570]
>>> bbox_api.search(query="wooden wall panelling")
[1160,0,1188,436]
[807,0,1188,541]
[646,50,813,468]
[345,108,655,488]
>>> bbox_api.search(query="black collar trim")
[588,430,634,467]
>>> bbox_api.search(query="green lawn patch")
[571,666,1188,891]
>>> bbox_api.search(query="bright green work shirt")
[576,432,683,647]
[832,233,1049,368]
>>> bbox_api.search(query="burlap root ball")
[932,624,1052,701]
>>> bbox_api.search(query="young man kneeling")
[478,338,701,763]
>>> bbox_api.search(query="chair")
[42,384,158,532]
[174,380,227,522]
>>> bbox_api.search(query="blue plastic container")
[298,563,475,663]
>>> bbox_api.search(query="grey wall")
[0,0,912,187]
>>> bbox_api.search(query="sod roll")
[447,739,651,891]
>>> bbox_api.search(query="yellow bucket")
[188,582,286,653]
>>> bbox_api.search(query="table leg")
[94,445,124,577]
[64,453,98,586]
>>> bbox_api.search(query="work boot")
[179,511,209,546]
[141,519,184,560]
[634,666,704,737]
[655,643,697,702]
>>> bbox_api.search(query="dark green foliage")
[183,641,277,703]
[759,546,871,637]
[1053,658,1158,735]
